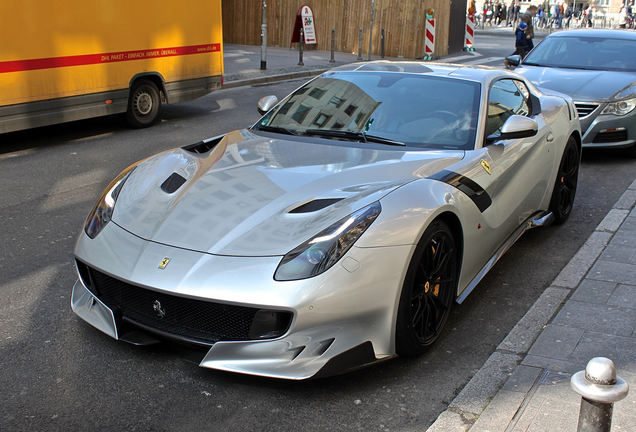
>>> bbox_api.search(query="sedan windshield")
[524,36,636,71]
[255,71,481,150]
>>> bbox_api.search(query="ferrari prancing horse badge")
[480,159,492,175]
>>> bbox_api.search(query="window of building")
[291,104,311,123]
[329,96,345,107]
[312,112,332,127]
[344,104,357,116]
[309,87,327,100]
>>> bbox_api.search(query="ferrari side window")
[486,79,530,135]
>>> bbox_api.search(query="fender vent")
[289,198,343,214]
[161,173,187,194]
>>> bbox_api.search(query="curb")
[427,178,636,431]
[222,68,334,89]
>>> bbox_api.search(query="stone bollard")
[329,28,335,63]
[298,28,304,66]
[571,357,629,432]
[381,28,385,59]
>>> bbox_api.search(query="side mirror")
[505,55,521,68]
[487,115,538,142]
[257,95,278,115]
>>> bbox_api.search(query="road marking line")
[463,56,504,65]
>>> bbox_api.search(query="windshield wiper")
[305,129,405,146]
[255,124,299,135]
[521,61,543,67]
[558,65,593,70]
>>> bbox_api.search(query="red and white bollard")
[465,14,475,51]
[423,18,435,60]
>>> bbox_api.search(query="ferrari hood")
[516,66,636,102]
[112,130,462,256]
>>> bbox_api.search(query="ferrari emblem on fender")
[480,160,492,175]
[158,257,170,269]
[153,300,166,319]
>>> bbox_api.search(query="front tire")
[125,80,161,128]
[396,220,458,357]
[549,136,579,224]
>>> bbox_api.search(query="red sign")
[291,5,317,46]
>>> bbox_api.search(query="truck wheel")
[125,80,161,128]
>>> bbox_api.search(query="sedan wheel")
[549,136,579,224]
[396,220,457,356]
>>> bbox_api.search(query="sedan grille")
[78,263,291,345]
[574,103,599,118]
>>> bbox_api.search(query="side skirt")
[456,211,554,304]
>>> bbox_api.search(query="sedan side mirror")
[505,55,521,68]
[258,95,278,115]
[487,115,538,142]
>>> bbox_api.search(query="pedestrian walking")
[564,3,573,28]
[619,4,629,28]
[494,1,502,25]
[507,1,516,26]
[521,5,538,52]
[552,2,562,28]
[584,4,593,27]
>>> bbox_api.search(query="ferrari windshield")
[255,71,481,150]
[524,36,636,71]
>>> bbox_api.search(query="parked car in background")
[71,62,581,379]
[507,29,636,156]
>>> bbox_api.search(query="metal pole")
[260,0,267,70]
[571,358,629,432]
[381,28,385,59]
[357,28,363,61]
[368,0,376,61]
[298,28,304,66]
[330,28,335,63]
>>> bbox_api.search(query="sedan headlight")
[84,165,137,239]
[601,98,636,116]
[274,202,381,281]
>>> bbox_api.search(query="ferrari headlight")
[274,202,381,281]
[601,98,636,116]
[84,165,136,239]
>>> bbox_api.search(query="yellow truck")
[0,0,224,133]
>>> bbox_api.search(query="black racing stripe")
[428,170,492,212]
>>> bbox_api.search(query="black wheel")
[125,80,161,128]
[396,220,458,357]
[549,136,579,224]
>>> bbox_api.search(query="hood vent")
[182,135,225,154]
[289,198,343,214]
[161,173,187,194]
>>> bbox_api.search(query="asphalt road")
[2,53,635,431]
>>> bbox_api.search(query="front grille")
[574,103,599,118]
[81,264,283,345]
[593,130,629,143]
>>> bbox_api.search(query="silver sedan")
[71,62,581,379]
[509,29,636,156]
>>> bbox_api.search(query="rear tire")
[396,220,458,357]
[548,136,579,224]
[125,80,161,128]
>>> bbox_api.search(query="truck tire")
[125,80,161,128]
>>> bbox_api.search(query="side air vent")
[289,198,344,214]
[182,135,225,154]
[161,173,187,194]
